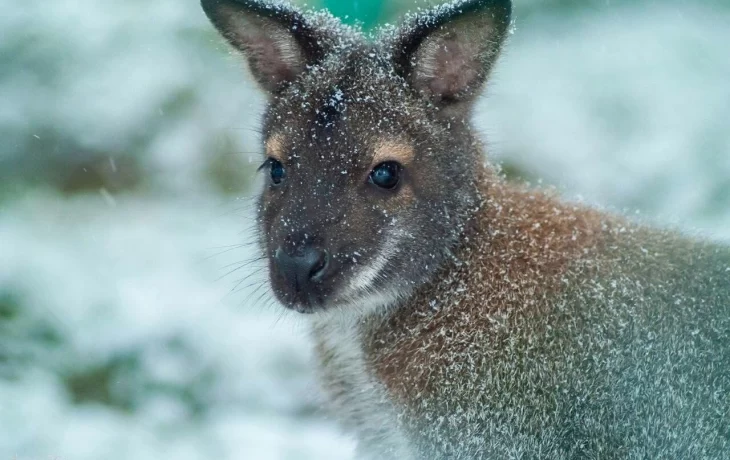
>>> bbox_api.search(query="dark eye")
[269,158,286,185]
[369,161,402,190]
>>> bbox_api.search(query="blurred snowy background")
[1,0,729,459]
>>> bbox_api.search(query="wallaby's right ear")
[201,0,332,93]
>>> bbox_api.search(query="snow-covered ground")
[1,1,728,459]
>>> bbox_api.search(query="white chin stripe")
[346,232,401,296]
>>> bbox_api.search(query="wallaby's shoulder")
[363,179,729,397]
[356,180,730,457]
[362,179,611,397]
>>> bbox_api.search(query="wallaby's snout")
[272,233,330,312]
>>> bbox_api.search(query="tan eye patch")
[372,139,415,166]
[265,133,286,162]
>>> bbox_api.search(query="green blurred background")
[1,0,729,459]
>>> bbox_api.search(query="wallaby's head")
[202,0,511,313]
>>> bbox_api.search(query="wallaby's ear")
[391,0,512,107]
[201,0,333,93]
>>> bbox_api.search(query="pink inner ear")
[220,6,306,92]
[247,31,298,86]
[428,37,480,99]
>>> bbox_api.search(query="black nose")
[274,246,329,292]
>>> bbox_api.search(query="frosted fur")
[359,181,730,458]
[201,0,730,458]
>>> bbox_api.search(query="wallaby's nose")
[274,245,329,292]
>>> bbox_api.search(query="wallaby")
[201,0,730,458]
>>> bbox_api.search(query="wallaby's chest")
[311,318,415,459]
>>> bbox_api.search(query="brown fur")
[265,133,286,162]
[366,174,609,401]
[372,140,415,167]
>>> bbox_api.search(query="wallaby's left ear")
[391,0,512,107]
[201,0,335,94]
